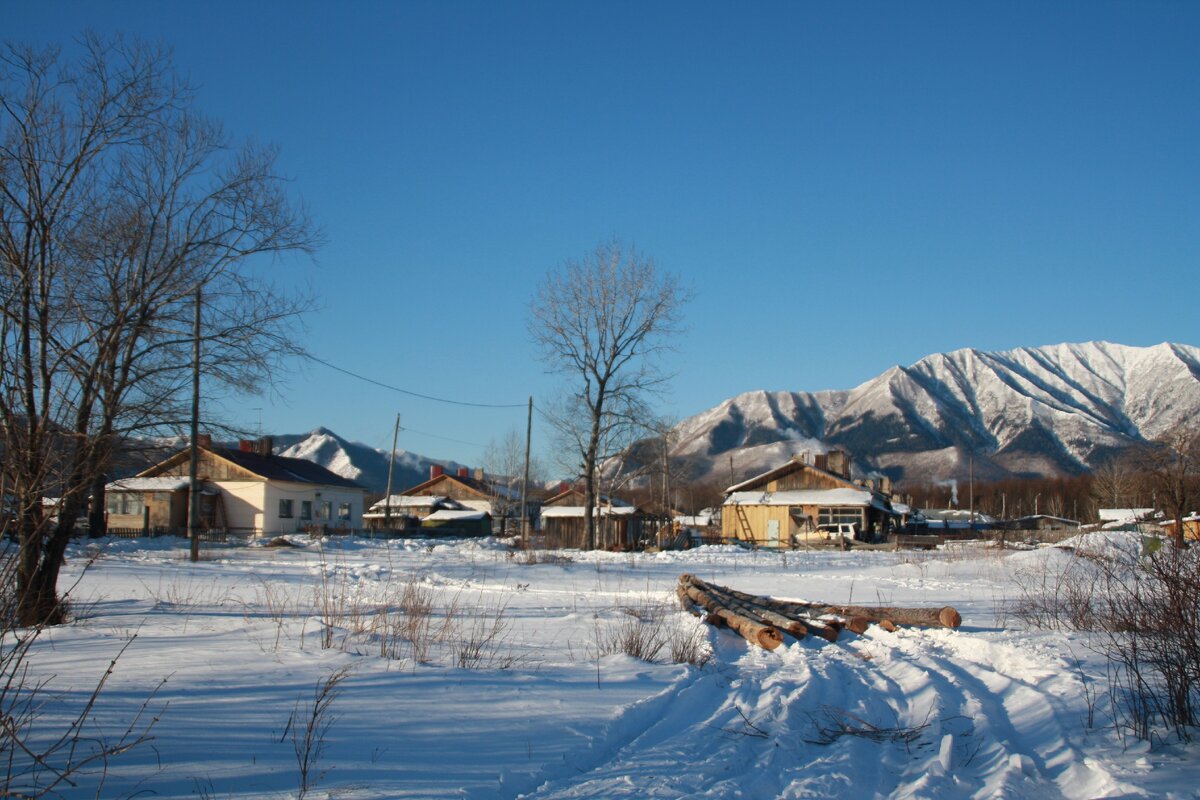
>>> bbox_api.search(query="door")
[767,519,780,548]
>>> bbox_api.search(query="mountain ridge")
[664,341,1200,485]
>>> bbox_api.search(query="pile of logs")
[676,573,962,651]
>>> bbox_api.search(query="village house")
[721,451,900,547]
[539,486,653,550]
[362,494,463,530]
[1161,514,1200,542]
[402,465,534,535]
[104,435,366,536]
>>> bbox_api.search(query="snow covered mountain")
[667,342,1200,485]
[272,427,464,494]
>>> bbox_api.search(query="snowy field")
[11,534,1200,799]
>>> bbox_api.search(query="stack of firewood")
[676,573,962,651]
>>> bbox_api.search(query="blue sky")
[8,2,1199,468]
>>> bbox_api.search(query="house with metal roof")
[105,435,367,536]
[721,451,900,547]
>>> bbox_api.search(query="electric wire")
[309,354,527,409]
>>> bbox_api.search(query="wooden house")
[1161,515,1200,542]
[362,495,463,530]
[721,451,900,547]
[420,508,493,537]
[109,435,367,537]
[539,487,652,550]
[403,466,534,535]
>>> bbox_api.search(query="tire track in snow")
[521,625,1142,800]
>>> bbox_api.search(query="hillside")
[663,341,1200,485]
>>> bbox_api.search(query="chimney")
[196,433,212,449]
[257,436,273,457]
[880,476,893,495]
[457,467,469,478]
[239,439,254,452]
[814,453,828,471]
[431,465,444,479]
[827,450,849,477]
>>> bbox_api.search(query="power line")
[309,354,527,409]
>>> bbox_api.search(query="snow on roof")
[368,495,457,512]
[724,488,874,507]
[424,509,488,522]
[541,505,640,518]
[1098,508,1156,522]
[107,477,192,492]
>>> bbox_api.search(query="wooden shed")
[419,509,493,537]
[539,487,652,550]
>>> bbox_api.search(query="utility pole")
[520,396,532,548]
[188,286,201,563]
[384,413,400,529]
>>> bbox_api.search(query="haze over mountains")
[667,341,1200,486]
[276,342,1200,492]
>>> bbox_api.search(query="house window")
[317,501,332,520]
[817,507,862,529]
[279,499,294,518]
[300,501,312,520]
[105,493,144,516]
[337,502,351,521]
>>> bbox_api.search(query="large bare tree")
[0,35,318,625]
[529,241,686,550]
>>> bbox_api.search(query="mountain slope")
[274,427,464,494]
[668,342,1200,484]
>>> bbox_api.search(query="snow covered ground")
[11,535,1200,799]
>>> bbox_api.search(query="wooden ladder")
[733,504,753,542]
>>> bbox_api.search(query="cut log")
[677,575,960,636]
[680,584,783,650]
[680,575,834,642]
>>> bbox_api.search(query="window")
[817,507,862,530]
[105,493,144,516]
[337,502,351,521]
[317,501,332,521]
[300,500,312,520]
[279,499,294,518]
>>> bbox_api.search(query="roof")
[725,488,899,516]
[205,446,365,490]
[424,509,489,522]
[725,488,875,507]
[368,495,461,512]
[402,472,522,499]
[107,477,191,492]
[725,457,859,495]
[541,505,640,518]
[1098,508,1157,522]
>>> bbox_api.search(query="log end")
[847,616,871,635]
[939,607,962,629]
[879,619,899,633]
[758,627,784,650]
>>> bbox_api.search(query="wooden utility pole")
[188,286,201,563]
[383,413,401,528]
[520,396,532,548]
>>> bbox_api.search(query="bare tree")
[481,428,543,535]
[529,241,687,549]
[1091,454,1143,511]
[0,35,318,625]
